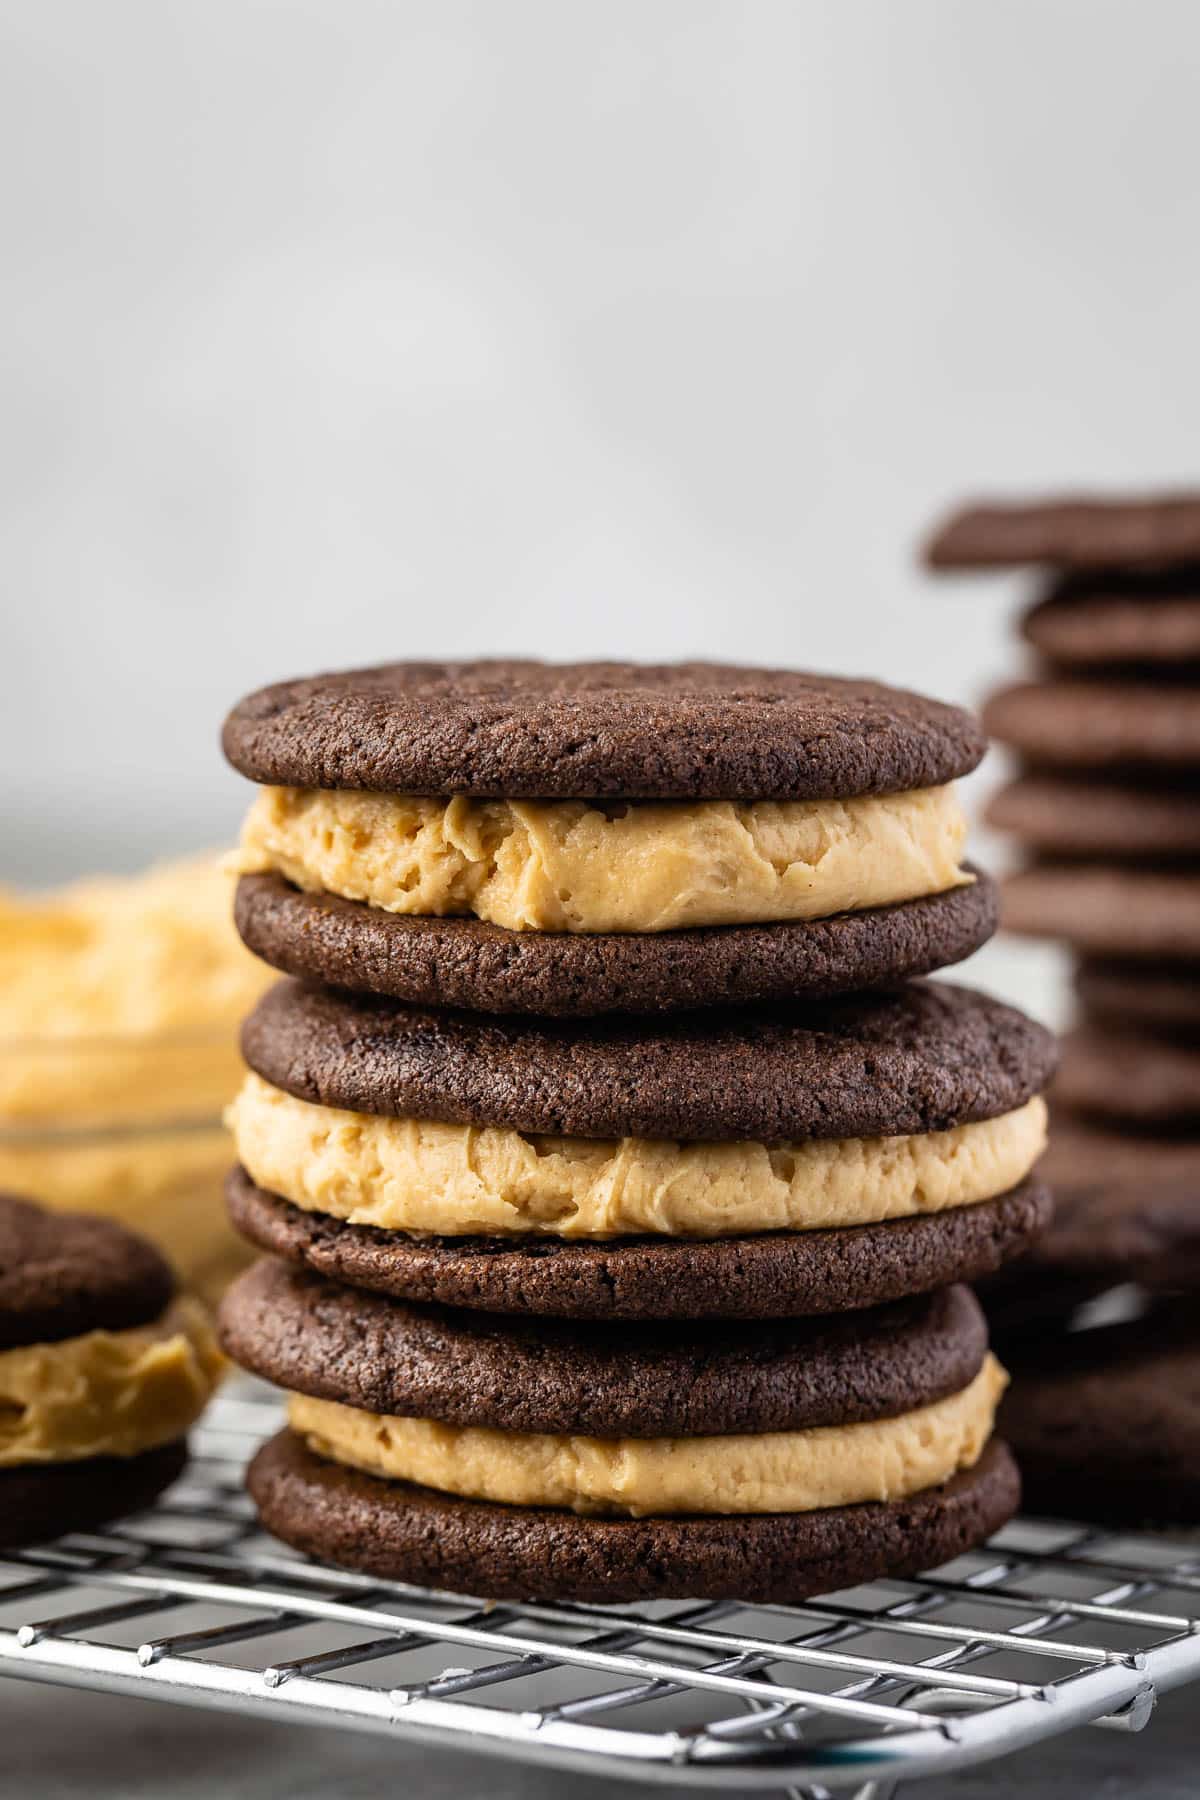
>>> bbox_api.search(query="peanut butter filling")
[233,784,970,934]
[289,1355,1006,1517]
[228,1075,1046,1240]
[0,1297,223,1466]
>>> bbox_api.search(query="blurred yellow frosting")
[0,855,271,1123]
[0,854,272,1301]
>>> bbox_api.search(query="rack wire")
[2,1389,1199,1797]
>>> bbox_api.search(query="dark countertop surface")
[5,1677,1194,1798]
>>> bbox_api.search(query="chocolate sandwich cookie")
[986,775,1200,862]
[223,660,989,1014]
[0,1192,222,1547]
[1075,958,1200,1039]
[232,865,999,1018]
[1054,1026,1200,1129]
[1001,865,1200,960]
[226,980,1054,1318]
[1000,1308,1200,1524]
[983,679,1200,772]
[924,490,1200,571]
[1022,567,1200,668]
[223,1269,1016,1601]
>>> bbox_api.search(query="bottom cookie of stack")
[220,1263,1017,1602]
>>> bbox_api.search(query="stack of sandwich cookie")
[0,1192,221,1546]
[218,658,1053,1599]
[926,492,1200,1325]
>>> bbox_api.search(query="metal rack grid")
[2,1390,1200,1797]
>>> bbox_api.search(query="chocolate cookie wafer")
[1022,567,1200,669]
[1001,1308,1200,1525]
[1075,958,1200,1039]
[986,775,1200,862]
[1054,1027,1200,1130]
[924,490,1200,572]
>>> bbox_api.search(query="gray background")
[3,0,1198,888]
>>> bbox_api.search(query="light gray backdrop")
[2,2,1193,994]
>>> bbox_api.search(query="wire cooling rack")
[2,1390,1200,1797]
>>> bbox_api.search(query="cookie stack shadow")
[215,659,1056,1601]
[926,493,1200,1523]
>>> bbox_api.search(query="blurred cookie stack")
[926,493,1200,1523]
[215,658,1055,1601]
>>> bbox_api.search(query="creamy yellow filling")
[290,1356,1006,1517]
[0,1297,223,1467]
[0,854,273,1126]
[233,785,970,933]
[228,1075,1046,1240]
[0,854,271,1041]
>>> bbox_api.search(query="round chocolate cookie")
[0,1441,188,1549]
[1075,957,1200,1038]
[924,490,1200,571]
[222,660,986,801]
[1000,1310,1200,1524]
[233,866,998,1017]
[983,679,1200,771]
[220,1259,987,1436]
[1041,1110,1200,1189]
[986,775,1200,861]
[242,978,1055,1142]
[0,1191,174,1351]
[1054,1026,1200,1129]
[1002,865,1200,959]
[228,1165,1052,1320]
[1022,567,1200,667]
[1013,1179,1200,1299]
[248,1430,1018,1603]
[233,867,993,1022]
[983,1118,1200,1332]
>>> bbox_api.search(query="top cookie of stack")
[223,660,996,1015]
